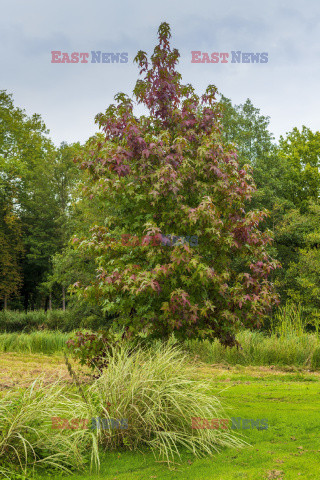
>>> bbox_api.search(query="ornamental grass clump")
[0,378,98,478]
[0,343,247,476]
[79,343,247,465]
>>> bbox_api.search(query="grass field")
[1,353,319,480]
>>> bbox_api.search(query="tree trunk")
[24,292,29,313]
[44,296,49,312]
[4,295,7,310]
[62,287,66,311]
[49,293,52,311]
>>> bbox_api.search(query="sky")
[1,0,319,146]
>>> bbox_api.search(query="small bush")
[0,310,46,333]
[66,330,122,374]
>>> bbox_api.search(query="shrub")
[0,309,107,334]
[66,329,121,374]
[0,310,46,333]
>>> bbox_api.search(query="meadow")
[1,351,319,480]
[0,305,320,480]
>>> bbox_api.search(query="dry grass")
[0,353,91,394]
[1,353,319,394]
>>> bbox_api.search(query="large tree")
[219,95,274,167]
[277,126,320,211]
[270,127,320,305]
[0,178,23,308]
[219,96,291,224]
[0,90,81,309]
[71,23,279,345]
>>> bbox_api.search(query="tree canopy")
[70,23,280,346]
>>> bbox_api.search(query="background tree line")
[1,87,319,322]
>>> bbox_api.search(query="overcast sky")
[1,0,319,146]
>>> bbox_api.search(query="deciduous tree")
[71,23,280,346]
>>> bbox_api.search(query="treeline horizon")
[1,88,320,321]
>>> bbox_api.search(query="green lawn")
[14,362,317,480]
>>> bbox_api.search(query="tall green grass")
[1,329,320,368]
[183,330,320,369]
[80,343,247,464]
[183,303,320,369]
[270,302,305,337]
[0,331,70,354]
[270,301,320,336]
